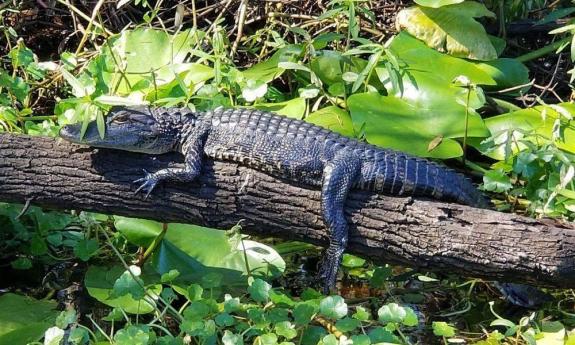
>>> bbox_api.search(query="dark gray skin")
[60,106,544,304]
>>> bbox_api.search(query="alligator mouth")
[59,121,104,145]
[59,123,84,143]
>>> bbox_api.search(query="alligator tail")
[366,152,489,208]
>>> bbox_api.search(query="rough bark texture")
[1,133,575,287]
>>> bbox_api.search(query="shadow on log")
[1,133,575,287]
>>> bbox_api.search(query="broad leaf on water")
[472,103,575,160]
[85,265,162,314]
[253,98,306,119]
[474,58,530,91]
[115,217,285,287]
[306,106,355,137]
[0,293,58,345]
[348,92,489,158]
[396,2,497,61]
[387,32,495,86]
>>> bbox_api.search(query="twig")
[56,0,113,36]
[191,0,197,28]
[231,0,247,58]
[16,198,32,219]
[494,79,535,94]
[205,0,234,36]
[73,0,107,55]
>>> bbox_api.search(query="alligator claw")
[318,257,338,294]
[134,169,159,199]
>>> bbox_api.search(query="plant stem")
[18,115,57,121]
[458,158,488,175]
[516,36,571,63]
[462,87,471,167]
[139,223,168,265]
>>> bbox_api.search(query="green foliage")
[0,293,58,344]
[432,321,456,337]
[115,217,285,286]
[396,1,497,60]
[4,1,575,344]
[85,265,161,314]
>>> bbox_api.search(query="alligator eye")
[111,115,130,124]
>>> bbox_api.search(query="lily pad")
[348,92,489,158]
[474,58,530,91]
[396,2,497,61]
[387,32,496,86]
[115,217,285,287]
[0,293,58,345]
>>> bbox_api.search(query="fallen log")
[1,133,574,287]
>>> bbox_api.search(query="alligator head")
[59,106,182,154]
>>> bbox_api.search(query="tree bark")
[1,133,575,287]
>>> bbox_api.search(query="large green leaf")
[471,103,575,160]
[348,92,489,158]
[388,32,496,86]
[414,0,464,8]
[242,45,303,83]
[381,38,488,109]
[396,2,497,61]
[115,217,285,287]
[306,106,355,137]
[146,63,214,101]
[474,58,530,91]
[0,293,58,345]
[85,265,162,314]
[388,32,527,91]
[309,51,384,92]
[253,98,306,119]
[87,28,203,96]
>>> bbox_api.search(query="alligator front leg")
[319,150,361,293]
[135,146,204,198]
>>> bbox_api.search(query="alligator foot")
[318,253,341,294]
[494,282,552,308]
[134,169,160,198]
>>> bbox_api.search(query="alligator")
[59,106,545,306]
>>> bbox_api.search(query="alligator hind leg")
[318,150,361,293]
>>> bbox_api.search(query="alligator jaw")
[59,123,85,144]
[59,121,104,146]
